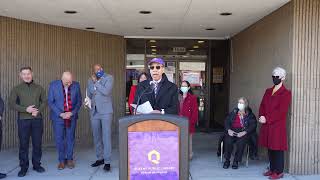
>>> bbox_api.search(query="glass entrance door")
[177,61,207,130]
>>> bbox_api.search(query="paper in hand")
[130,101,154,114]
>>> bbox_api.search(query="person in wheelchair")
[223,97,257,169]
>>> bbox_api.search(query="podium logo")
[148,150,160,164]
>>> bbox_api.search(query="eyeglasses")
[272,75,280,78]
[150,66,161,70]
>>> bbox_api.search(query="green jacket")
[9,81,47,119]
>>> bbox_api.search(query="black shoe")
[232,161,239,169]
[91,159,104,167]
[18,169,27,177]
[103,164,111,172]
[223,160,230,169]
[33,166,45,173]
[0,173,6,179]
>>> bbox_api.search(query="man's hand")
[65,112,73,119]
[31,110,39,117]
[60,113,67,119]
[91,74,97,82]
[26,105,38,113]
[237,131,247,138]
[228,129,235,137]
[259,116,266,124]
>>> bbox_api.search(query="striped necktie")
[154,82,158,96]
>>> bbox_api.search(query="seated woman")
[223,97,257,169]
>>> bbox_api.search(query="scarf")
[62,82,72,128]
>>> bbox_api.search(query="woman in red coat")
[258,67,291,180]
[128,72,147,114]
[178,81,198,160]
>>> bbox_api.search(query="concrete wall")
[231,0,320,175]
[289,0,320,175]
[230,3,293,115]
[230,1,293,170]
[0,16,126,149]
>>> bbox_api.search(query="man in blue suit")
[48,71,82,170]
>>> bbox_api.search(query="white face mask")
[238,103,245,111]
[180,87,189,94]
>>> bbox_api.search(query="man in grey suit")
[0,94,6,179]
[87,64,113,172]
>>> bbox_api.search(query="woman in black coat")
[223,97,257,169]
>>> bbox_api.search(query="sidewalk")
[0,133,319,180]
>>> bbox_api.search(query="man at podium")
[133,58,178,114]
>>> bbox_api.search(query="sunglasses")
[150,66,161,70]
[272,75,280,78]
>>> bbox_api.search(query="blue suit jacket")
[48,80,82,121]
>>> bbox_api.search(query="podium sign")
[119,115,189,180]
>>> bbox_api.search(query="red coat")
[128,85,137,114]
[179,93,199,134]
[258,85,291,150]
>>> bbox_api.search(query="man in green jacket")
[9,67,47,177]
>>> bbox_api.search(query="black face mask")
[272,76,281,85]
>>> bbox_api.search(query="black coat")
[133,74,178,114]
[224,107,257,134]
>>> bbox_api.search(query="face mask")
[180,87,189,94]
[95,70,105,79]
[238,103,245,111]
[272,76,282,85]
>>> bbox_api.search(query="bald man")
[87,64,113,171]
[48,71,82,170]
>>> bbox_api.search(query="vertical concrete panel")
[0,16,125,149]
[290,0,320,174]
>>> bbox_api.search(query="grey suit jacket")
[87,74,113,115]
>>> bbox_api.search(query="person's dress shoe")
[103,164,111,172]
[33,166,45,173]
[0,173,6,179]
[269,173,284,179]
[18,169,27,177]
[67,160,75,169]
[91,159,104,167]
[232,161,239,169]
[58,163,65,170]
[223,160,230,169]
[263,170,273,176]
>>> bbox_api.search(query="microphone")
[134,81,156,115]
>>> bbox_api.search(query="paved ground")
[0,132,319,180]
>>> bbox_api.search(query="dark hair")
[179,80,193,95]
[138,72,148,83]
[20,66,32,72]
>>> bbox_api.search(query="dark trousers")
[18,118,43,169]
[224,134,248,162]
[268,149,284,174]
